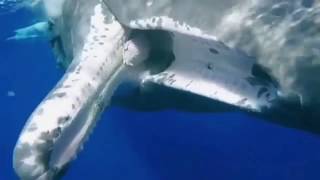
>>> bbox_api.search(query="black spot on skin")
[101,35,107,38]
[58,116,70,124]
[185,80,193,88]
[207,63,214,70]
[52,127,62,138]
[47,92,66,100]
[209,48,219,54]
[56,92,67,98]
[152,18,156,23]
[72,104,76,109]
[99,42,104,45]
[257,87,268,98]
[169,78,176,85]
[63,85,71,89]
[169,74,175,78]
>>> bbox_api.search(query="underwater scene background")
[1,3,320,180]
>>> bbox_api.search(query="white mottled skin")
[13,3,130,180]
[129,16,218,41]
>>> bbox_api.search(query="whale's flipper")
[142,32,279,112]
[13,2,130,180]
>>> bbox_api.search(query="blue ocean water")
[1,8,320,180]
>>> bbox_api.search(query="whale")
[7,0,320,179]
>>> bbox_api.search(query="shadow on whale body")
[113,82,320,135]
[260,98,320,135]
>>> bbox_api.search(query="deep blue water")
[1,9,320,180]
